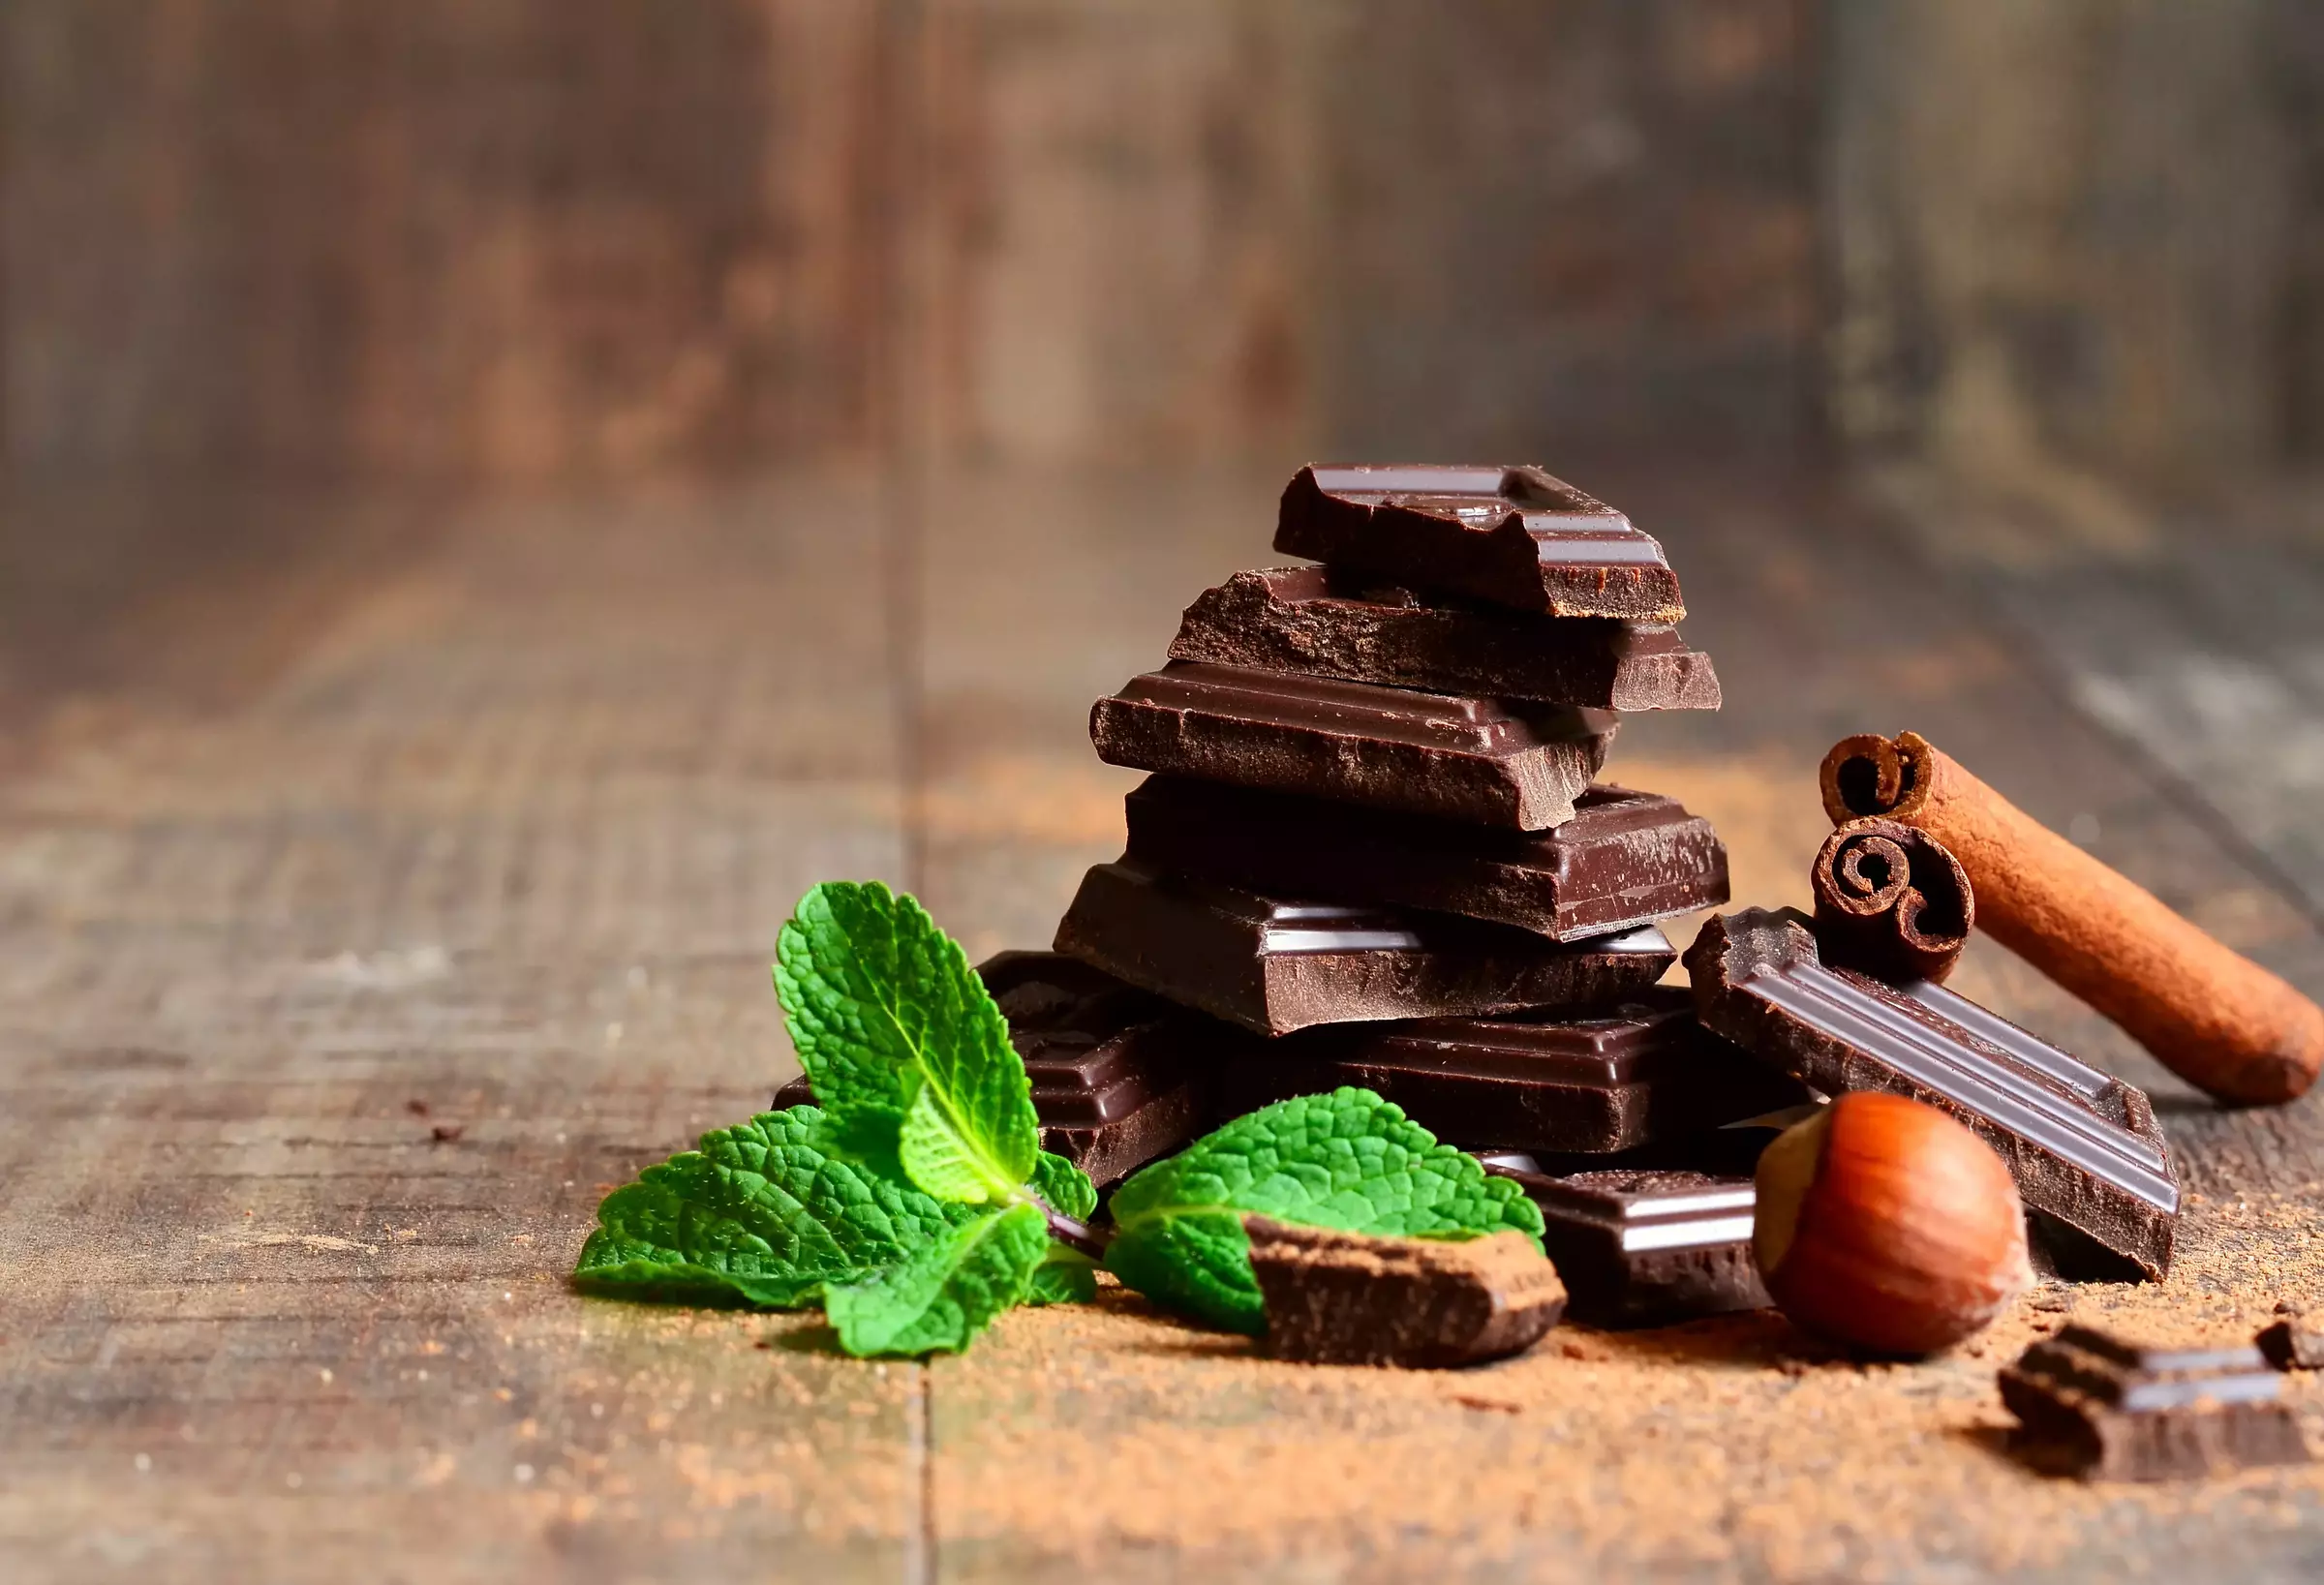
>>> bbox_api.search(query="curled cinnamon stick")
[1811,817,1973,985]
[1819,731,2324,1105]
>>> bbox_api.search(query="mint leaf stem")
[1038,1201,1110,1261]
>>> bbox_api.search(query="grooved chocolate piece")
[1055,859,1674,1036]
[1685,908,2180,1280]
[773,951,1245,1186]
[1090,661,1613,831]
[2256,1314,2324,1371]
[1485,1164,1770,1326]
[1122,775,1729,943]
[1274,465,1683,622]
[1218,989,1807,1153]
[2000,1326,2309,1480]
[1168,565,1721,711]
[1243,1216,1567,1368]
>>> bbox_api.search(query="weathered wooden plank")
[0,473,921,1582]
[1829,0,2312,474]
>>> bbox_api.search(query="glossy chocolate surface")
[1122,775,1729,942]
[2000,1325,2309,1479]
[1168,565,1720,710]
[1223,988,1804,1152]
[1686,908,2180,1279]
[1273,464,1683,622]
[1486,1164,1771,1326]
[1090,660,1613,830]
[1055,858,1673,1035]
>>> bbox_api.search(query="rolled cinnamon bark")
[1819,732,2324,1105]
[1811,817,1973,985]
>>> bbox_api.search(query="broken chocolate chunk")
[1486,1165,1769,1327]
[2000,1325,2310,1480]
[1244,1215,1566,1368]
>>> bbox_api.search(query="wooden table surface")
[8,462,2324,1582]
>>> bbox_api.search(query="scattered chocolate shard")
[2000,1325,2310,1480]
[1686,908,2179,1280]
[1168,565,1720,711]
[1090,661,1614,830]
[1485,1164,1770,1327]
[1274,465,1684,623]
[1243,1216,1566,1368]
[776,951,1242,1186]
[1055,858,1674,1036]
[2255,1313,2324,1371]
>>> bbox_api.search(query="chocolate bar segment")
[2000,1326,2309,1480]
[1220,989,1806,1152]
[1055,859,1674,1036]
[1244,1217,1567,1368]
[1274,465,1683,622]
[775,951,1243,1186]
[1685,908,2180,1280]
[1124,775,1729,943]
[1168,565,1720,711]
[1485,1165,1770,1326]
[1090,661,1613,831]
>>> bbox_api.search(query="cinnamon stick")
[1811,817,1972,985]
[1819,732,2324,1105]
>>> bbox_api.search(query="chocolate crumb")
[2256,1315,2324,1371]
[1451,1394,1522,1415]
[429,1122,465,1143]
[406,1098,431,1116]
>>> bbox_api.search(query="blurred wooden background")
[7,0,2317,489]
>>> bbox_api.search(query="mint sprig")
[1102,1089,1545,1334]
[575,880,1537,1358]
[824,1202,1049,1355]
[777,882,1038,1204]
[573,1107,969,1306]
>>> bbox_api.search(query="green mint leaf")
[774,881,1038,1204]
[574,1107,967,1308]
[1030,1149,1098,1223]
[1026,1244,1099,1307]
[824,1201,1048,1356]
[1102,1087,1544,1335]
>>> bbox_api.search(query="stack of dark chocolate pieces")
[1032,465,1801,1317]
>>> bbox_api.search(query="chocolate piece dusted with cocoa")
[1168,565,1720,711]
[775,951,1243,1186]
[1274,465,1684,623]
[1090,662,1613,831]
[1219,989,1806,1154]
[1055,859,1673,1037]
[1685,909,2180,1280]
[1486,1165,1769,1326]
[1124,776,1728,944]
[1810,818,1973,985]
[2001,1326,2310,1480]
[2256,1311,2324,1371]
[1244,1216,1566,1368]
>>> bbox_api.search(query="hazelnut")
[1755,1091,2030,1356]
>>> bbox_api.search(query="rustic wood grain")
[10,459,2324,1581]
[0,472,926,1582]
